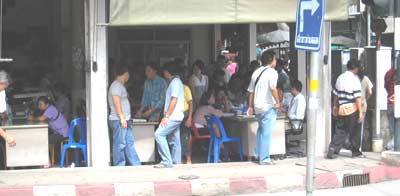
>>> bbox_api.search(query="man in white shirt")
[155,61,185,168]
[247,50,280,165]
[328,59,364,159]
[288,80,306,129]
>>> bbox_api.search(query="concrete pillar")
[191,26,211,64]
[316,22,332,155]
[71,0,86,117]
[85,0,110,167]
[213,24,221,61]
[248,23,257,63]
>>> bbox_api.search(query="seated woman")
[193,91,224,134]
[29,96,69,145]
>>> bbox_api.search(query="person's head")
[115,66,130,84]
[200,90,215,106]
[260,50,277,68]
[192,59,205,76]
[346,59,362,74]
[37,96,51,111]
[0,70,9,91]
[250,60,260,71]
[213,69,226,84]
[291,80,303,96]
[217,55,227,66]
[163,61,182,80]
[54,83,68,98]
[358,66,366,80]
[145,63,159,80]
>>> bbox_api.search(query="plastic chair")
[60,118,87,168]
[205,115,243,163]
[189,122,211,153]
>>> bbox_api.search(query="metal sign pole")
[306,52,319,196]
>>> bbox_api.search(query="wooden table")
[2,119,49,168]
[222,115,286,160]
[132,121,158,163]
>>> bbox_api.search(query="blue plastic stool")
[205,115,243,163]
[60,118,87,168]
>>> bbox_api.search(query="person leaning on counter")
[0,70,16,147]
[28,96,69,145]
[135,64,167,122]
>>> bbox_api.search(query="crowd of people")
[108,50,307,167]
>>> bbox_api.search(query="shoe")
[352,152,365,158]
[326,148,337,159]
[154,164,173,168]
[259,161,275,165]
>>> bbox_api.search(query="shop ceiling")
[110,0,349,26]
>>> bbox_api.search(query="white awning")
[110,0,349,26]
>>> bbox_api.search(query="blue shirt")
[164,77,185,121]
[141,75,167,119]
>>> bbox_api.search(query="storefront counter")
[222,115,286,160]
[2,120,49,167]
[132,121,158,163]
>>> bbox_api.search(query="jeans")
[110,120,141,166]
[387,106,400,149]
[180,116,191,157]
[329,112,362,155]
[155,119,182,167]
[255,108,277,164]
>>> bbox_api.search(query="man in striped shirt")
[327,59,364,159]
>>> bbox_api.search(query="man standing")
[288,80,306,129]
[384,59,398,151]
[108,66,141,166]
[136,64,167,122]
[327,59,364,159]
[247,50,280,165]
[155,61,184,168]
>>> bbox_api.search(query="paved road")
[244,180,400,196]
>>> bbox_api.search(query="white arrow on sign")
[299,0,320,33]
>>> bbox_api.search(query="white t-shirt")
[0,90,7,113]
[164,77,185,121]
[288,93,306,129]
[361,76,373,112]
[247,66,278,114]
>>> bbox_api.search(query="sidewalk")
[0,152,399,196]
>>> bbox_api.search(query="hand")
[389,95,395,103]
[120,119,128,129]
[135,111,143,118]
[332,106,338,117]
[274,103,281,110]
[247,107,254,116]
[143,109,153,118]
[6,136,16,147]
[358,113,364,124]
[185,118,192,128]
[160,117,168,127]
[27,115,34,121]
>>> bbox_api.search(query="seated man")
[287,80,306,129]
[136,64,167,121]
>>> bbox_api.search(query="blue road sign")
[295,0,325,51]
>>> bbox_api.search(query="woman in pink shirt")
[226,59,238,75]
[193,91,224,133]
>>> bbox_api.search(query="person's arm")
[112,95,128,128]
[160,97,178,127]
[189,76,196,101]
[366,78,373,100]
[205,76,209,92]
[0,128,15,147]
[34,115,48,122]
[355,97,364,123]
[270,86,280,109]
[247,92,254,115]
[185,100,194,128]
[332,95,339,117]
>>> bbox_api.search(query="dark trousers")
[329,112,362,155]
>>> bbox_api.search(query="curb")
[0,165,399,196]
